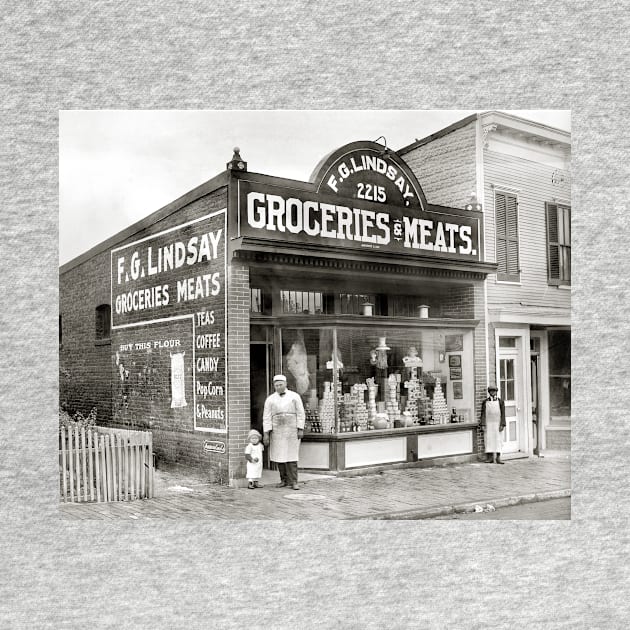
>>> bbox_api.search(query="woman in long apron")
[480,385,506,464]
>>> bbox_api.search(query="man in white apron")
[480,385,506,464]
[262,374,306,489]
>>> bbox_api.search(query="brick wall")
[59,251,113,420]
[60,184,232,481]
[441,284,475,319]
[402,120,477,209]
[434,281,487,456]
[226,261,251,484]
[472,283,488,456]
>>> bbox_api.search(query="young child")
[244,429,264,489]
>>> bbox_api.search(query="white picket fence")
[59,425,153,503]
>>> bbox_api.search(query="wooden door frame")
[494,327,529,455]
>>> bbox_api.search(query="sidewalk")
[58,455,570,520]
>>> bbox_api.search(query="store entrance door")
[497,336,526,455]
[250,331,273,468]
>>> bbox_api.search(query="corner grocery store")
[60,138,496,485]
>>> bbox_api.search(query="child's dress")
[245,442,264,480]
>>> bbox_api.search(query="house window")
[495,192,520,282]
[546,203,571,285]
[95,304,111,340]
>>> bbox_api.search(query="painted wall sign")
[203,440,226,454]
[237,179,481,263]
[111,212,225,327]
[311,140,427,210]
[111,210,227,433]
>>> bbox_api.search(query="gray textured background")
[1,1,628,627]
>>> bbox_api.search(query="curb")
[350,488,572,520]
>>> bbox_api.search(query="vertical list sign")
[195,308,226,431]
[193,211,227,432]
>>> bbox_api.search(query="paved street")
[59,455,570,520]
[435,497,571,520]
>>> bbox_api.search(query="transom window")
[281,291,327,314]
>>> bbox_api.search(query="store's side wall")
[61,185,231,481]
[401,120,477,209]
[226,260,251,485]
[60,251,113,421]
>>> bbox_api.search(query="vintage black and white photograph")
[58,110,571,521]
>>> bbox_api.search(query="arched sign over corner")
[233,139,486,267]
[310,140,428,211]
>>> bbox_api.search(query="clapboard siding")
[484,151,571,310]
[402,121,477,208]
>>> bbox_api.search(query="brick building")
[60,134,502,486]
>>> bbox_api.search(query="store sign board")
[237,180,481,263]
[311,142,426,210]
[111,211,226,328]
[110,210,227,433]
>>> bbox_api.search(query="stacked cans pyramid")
[432,376,450,424]
[351,383,369,430]
[318,382,336,433]
[385,373,401,425]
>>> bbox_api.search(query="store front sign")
[312,141,426,210]
[237,179,481,263]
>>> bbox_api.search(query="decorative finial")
[227,146,247,171]
[465,193,482,212]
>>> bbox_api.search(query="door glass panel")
[509,420,517,441]
[500,358,515,400]
[499,337,516,348]
[500,359,514,400]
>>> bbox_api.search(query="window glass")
[338,294,377,315]
[250,288,262,313]
[500,358,515,400]
[95,304,111,340]
[548,330,571,422]
[499,337,516,348]
[282,326,474,434]
[280,291,325,314]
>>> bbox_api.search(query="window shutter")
[495,192,520,281]
[547,203,561,282]
[506,195,519,276]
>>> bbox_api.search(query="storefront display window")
[281,325,475,434]
[549,329,571,423]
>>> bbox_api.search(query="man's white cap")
[273,374,287,383]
